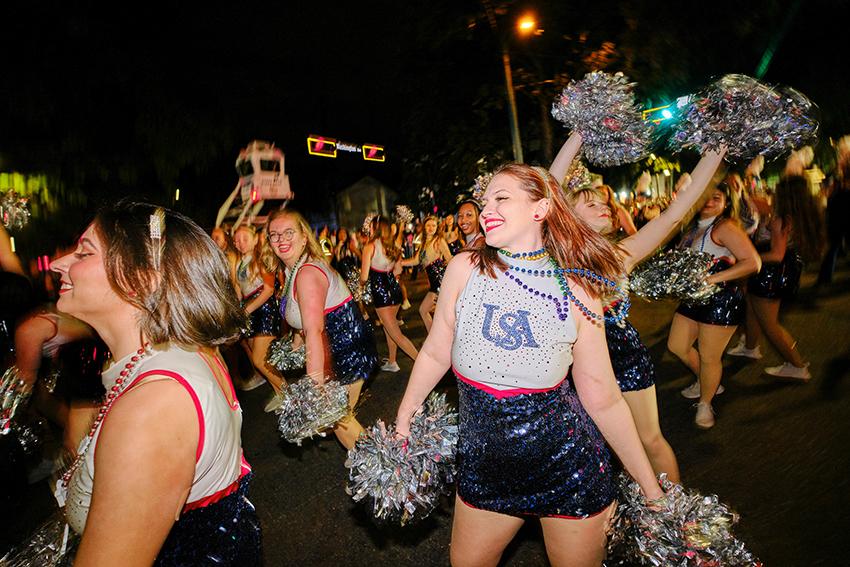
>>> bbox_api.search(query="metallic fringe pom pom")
[551,71,656,167]
[669,74,818,161]
[394,205,414,226]
[1,366,33,435]
[345,392,458,526]
[471,173,493,204]
[362,213,378,237]
[0,190,31,231]
[0,511,78,566]
[629,249,719,304]
[564,159,593,191]
[276,376,350,445]
[606,474,762,566]
[345,270,373,304]
[266,335,306,372]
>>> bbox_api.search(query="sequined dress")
[450,255,615,517]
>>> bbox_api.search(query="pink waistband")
[324,295,353,314]
[370,267,392,274]
[182,453,252,512]
[453,367,566,399]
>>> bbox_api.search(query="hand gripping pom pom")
[0,190,31,231]
[266,335,306,372]
[629,248,720,304]
[276,376,350,445]
[394,205,414,226]
[345,392,458,526]
[551,71,656,167]
[606,473,762,566]
[669,74,818,162]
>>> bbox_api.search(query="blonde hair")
[265,209,325,262]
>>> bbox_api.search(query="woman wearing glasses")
[267,210,378,449]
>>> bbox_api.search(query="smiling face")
[268,214,308,266]
[700,189,727,219]
[457,202,479,237]
[573,192,613,234]
[233,227,257,255]
[479,172,544,250]
[50,224,132,328]
[424,218,438,238]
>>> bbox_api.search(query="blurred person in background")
[817,146,850,286]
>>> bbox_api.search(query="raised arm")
[395,253,474,435]
[548,132,583,182]
[568,283,663,501]
[619,149,726,272]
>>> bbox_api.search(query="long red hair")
[470,163,623,297]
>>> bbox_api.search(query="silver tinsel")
[266,335,306,372]
[362,213,378,237]
[276,375,350,445]
[345,270,373,304]
[1,366,33,436]
[606,474,761,566]
[629,249,719,304]
[394,205,414,226]
[551,71,655,167]
[0,191,31,231]
[564,158,593,191]
[345,392,458,526]
[0,512,78,567]
[470,173,493,204]
[669,74,818,161]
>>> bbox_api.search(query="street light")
[517,15,536,35]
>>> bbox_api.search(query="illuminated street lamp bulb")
[661,109,673,120]
[517,16,536,34]
[663,169,671,177]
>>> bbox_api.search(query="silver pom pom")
[551,71,655,167]
[1,366,33,436]
[0,511,78,566]
[471,173,493,204]
[629,248,719,303]
[266,335,306,372]
[394,205,414,226]
[669,74,818,161]
[0,191,31,231]
[276,376,350,446]
[607,473,761,566]
[345,392,458,526]
[344,269,373,304]
[362,213,378,237]
[564,159,593,191]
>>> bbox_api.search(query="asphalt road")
[8,264,850,566]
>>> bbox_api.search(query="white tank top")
[370,240,396,272]
[683,216,736,262]
[65,345,247,535]
[236,255,264,296]
[283,260,353,330]
[452,256,577,390]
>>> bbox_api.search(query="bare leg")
[749,296,806,367]
[540,502,616,567]
[744,298,762,350]
[249,335,285,391]
[382,326,398,365]
[450,496,525,567]
[667,313,700,376]
[623,387,680,483]
[696,323,737,405]
[333,380,365,449]
[376,306,418,361]
[419,291,437,332]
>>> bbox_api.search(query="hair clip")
[471,173,494,204]
[149,208,165,270]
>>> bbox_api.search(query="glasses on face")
[268,229,298,243]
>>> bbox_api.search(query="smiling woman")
[50,200,261,566]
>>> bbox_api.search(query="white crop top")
[452,256,578,390]
[370,240,396,272]
[682,216,736,262]
[65,345,247,535]
[283,260,353,330]
[236,255,264,296]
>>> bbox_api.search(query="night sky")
[1,0,849,246]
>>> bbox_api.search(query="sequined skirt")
[605,319,656,392]
[424,258,446,293]
[748,250,803,300]
[368,269,402,308]
[455,379,616,518]
[326,300,378,384]
[156,474,262,566]
[242,292,280,337]
[676,261,745,326]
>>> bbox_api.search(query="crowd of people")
[1,116,849,564]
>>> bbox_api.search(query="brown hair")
[94,201,246,347]
[265,208,325,262]
[368,216,401,261]
[234,224,275,281]
[565,184,622,234]
[774,175,824,263]
[470,164,623,297]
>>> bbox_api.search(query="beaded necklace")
[500,249,630,326]
[280,251,309,317]
[59,344,153,496]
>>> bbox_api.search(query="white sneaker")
[401,300,412,310]
[239,373,266,391]
[765,362,811,381]
[694,402,715,429]
[727,338,763,359]
[680,382,725,399]
[380,361,401,372]
[264,392,286,413]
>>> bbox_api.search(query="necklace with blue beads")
[500,249,630,326]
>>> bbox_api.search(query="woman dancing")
[395,164,663,567]
[555,132,726,481]
[51,201,260,564]
[401,216,453,331]
[360,216,418,373]
[268,209,378,449]
[667,181,761,428]
[729,175,823,380]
